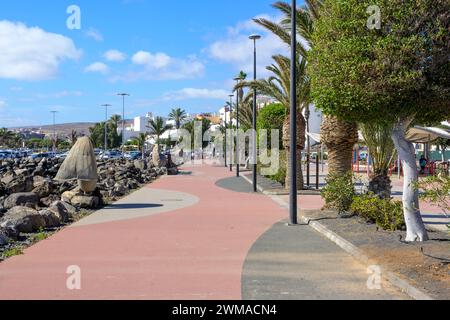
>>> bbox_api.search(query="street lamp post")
[306,105,311,187]
[249,34,261,193]
[228,94,234,172]
[234,77,241,177]
[50,111,58,154]
[117,93,130,154]
[101,104,112,153]
[289,0,298,225]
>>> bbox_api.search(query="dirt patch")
[303,210,450,299]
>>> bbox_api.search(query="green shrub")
[351,194,405,231]
[321,172,355,214]
[270,150,287,186]
[257,103,285,149]
[31,231,48,243]
[2,247,24,259]
[258,149,286,186]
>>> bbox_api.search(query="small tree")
[308,0,450,241]
[257,103,286,149]
[136,133,148,159]
[168,108,187,129]
[147,117,172,145]
[360,122,396,199]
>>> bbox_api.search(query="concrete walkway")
[0,165,407,300]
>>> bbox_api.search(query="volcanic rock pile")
[0,155,178,249]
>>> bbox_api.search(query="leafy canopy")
[308,0,450,125]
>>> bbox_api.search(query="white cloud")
[0,100,6,109]
[104,49,126,62]
[10,87,23,92]
[111,51,204,82]
[207,14,289,77]
[163,88,229,101]
[85,28,103,42]
[0,20,81,81]
[132,51,171,68]
[85,62,109,74]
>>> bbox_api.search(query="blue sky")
[0,0,294,127]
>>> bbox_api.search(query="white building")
[119,112,157,141]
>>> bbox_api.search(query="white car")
[99,151,123,160]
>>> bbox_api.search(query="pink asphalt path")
[0,165,287,300]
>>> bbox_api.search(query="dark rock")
[38,210,61,228]
[14,169,29,176]
[6,175,34,194]
[0,228,10,246]
[59,201,78,216]
[48,201,71,222]
[113,183,126,196]
[71,195,100,209]
[61,187,80,203]
[134,160,147,171]
[32,166,44,176]
[32,176,46,187]
[4,192,39,209]
[0,206,46,233]
[40,194,61,207]
[32,181,54,198]
[1,172,16,185]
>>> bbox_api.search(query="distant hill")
[10,120,134,138]
[10,123,97,137]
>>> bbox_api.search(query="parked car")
[56,152,69,159]
[0,150,18,159]
[124,151,142,160]
[99,151,123,160]
[29,152,55,160]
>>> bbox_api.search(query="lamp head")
[249,34,261,40]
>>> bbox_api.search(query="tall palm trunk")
[321,115,358,176]
[283,111,306,190]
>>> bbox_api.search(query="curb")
[242,174,434,300]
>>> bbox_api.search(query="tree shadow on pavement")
[105,203,164,210]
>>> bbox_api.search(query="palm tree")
[70,129,78,147]
[360,122,396,198]
[0,128,16,147]
[183,119,212,159]
[236,54,310,189]
[168,108,187,129]
[236,71,247,101]
[136,133,148,159]
[147,117,172,145]
[256,1,358,177]
[110,114,121,128]
[232,92,254,131]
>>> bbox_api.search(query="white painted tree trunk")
[391,119,429,242]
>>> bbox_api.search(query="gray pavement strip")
[237,176,431,300]
[71,188,199,227]
[242,221,410,300]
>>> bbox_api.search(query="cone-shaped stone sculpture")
[55,137,98,193]
[152,144,161,168]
